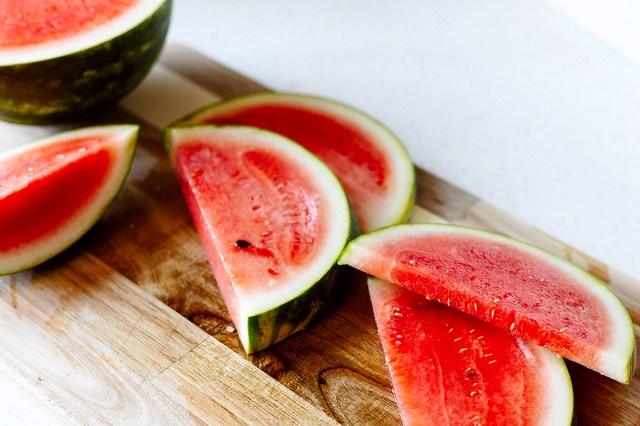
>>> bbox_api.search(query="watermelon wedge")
[369,278,573,425]
[339,223,636,384]
[0,125,138,275]
[0,0,171,124]
[178,92,415,232]
[167,125,358,353]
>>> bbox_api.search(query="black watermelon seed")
[235,240,251,249]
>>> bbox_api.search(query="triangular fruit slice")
[340,223,636,383]
[369,278,573,425]
[0,124,138,275]
[178,92,415,232]
[167,125,358,353]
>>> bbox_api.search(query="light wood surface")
[0,44,638,425]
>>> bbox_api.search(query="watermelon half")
[178,92,415,232]
[0,0,171,124]
[167,125,358,353]
[340,223,636,384]
[369,278,573,425]
[0,125,138,275]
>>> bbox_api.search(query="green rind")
[246,214,360,354]
[340,222,637,383]
[0,1,171,124]
[174,91,417,231]
[0,125,138,276]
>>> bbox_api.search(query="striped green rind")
[246,215,360,354]
[0,1,171,124]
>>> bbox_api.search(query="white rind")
[340,223,636,383]
[0,125,138,274]
[0,0,166,66]
[526,343,574,426]
[183,92,416,232]
[169,125,353,343]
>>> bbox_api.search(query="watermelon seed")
[493,298,500,303]
[560,327,567,332]
[408,259,416,266]
[484,353,493,357]
[490,309,495,319]
[477,335,484,340]
[459,348,468,353]
[474,303,478,312]
[448,328,454,333]
[454,337,462,342]
[235,240,251,248]
[469,329,475,333]
[488,360,497,364]
[510,322,516,332]
[225,325,235,333]
[470,391,478,396]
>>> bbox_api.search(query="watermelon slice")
[167,125,358,353]
[369,278,573,425]
[0,125,138,275]
[178,92,415,232]
[0,0,171,123]
[340,223,636,384]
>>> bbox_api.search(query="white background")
[2,0,639,422]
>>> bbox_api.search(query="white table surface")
[2,0,639,423]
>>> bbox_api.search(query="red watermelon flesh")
[0,125,137,275]
[0,0,138,48]
[0,138,110,252]
[369,278,573,425]
[180,93,415,232]
[340,223,636,383]
[168,125,356,353]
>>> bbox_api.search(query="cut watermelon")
[0,0,171,124]
[178,92,415,232]
[167,125,358,353]
[0,125,138,275]
[340,223,636,384]
[369,278,573,425]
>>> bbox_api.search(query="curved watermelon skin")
[340,223,636,384]
[0,125,138,275]
[0,1,171,124]
[177,91,416,233]
[167,125,359,353]
[369,278,573,425]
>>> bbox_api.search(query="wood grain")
[0,44,638,425]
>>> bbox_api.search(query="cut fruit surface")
[179,92,415,232]
[369,278,573,425]
[0,125,138,275]
[340,223,636,383]
[0,0,171,123]
[167,125,358,353]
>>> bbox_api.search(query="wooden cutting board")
[0,44,638,425]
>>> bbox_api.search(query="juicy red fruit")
[370,279,568,425]
[174,139,322,287]
[0,0,138,48]
[0,138,111,253]
[199,104,389,230]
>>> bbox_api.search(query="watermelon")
[178,92,415,232]
[0,0,171,124]
[340,223,636,384]
[0,125,138,275]
[368,278,573,425]
[167,125,358,353]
